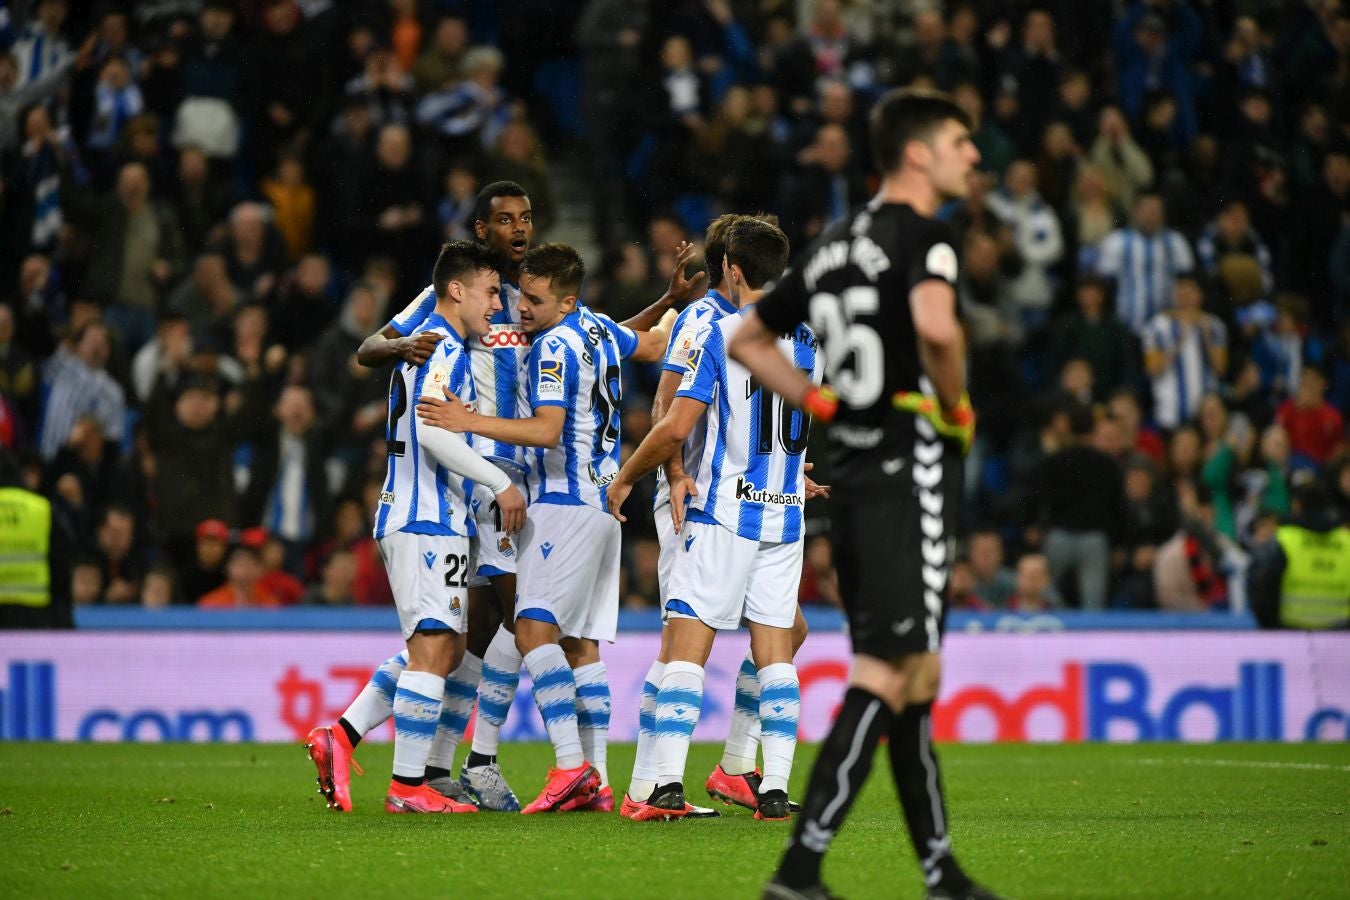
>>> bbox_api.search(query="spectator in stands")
[994,8,1063,152]
[1153,483,1238,613]
[1048,277,1137,402]
[64,161,183,351]
[240,385,329,577]
[985,159,1063,333]
[1142,273,1228,430]
[168,252,239,352]
[1038,405,1125,610]
[243,527,305,606]
[1117,457,1176,609]
[216,202,287,303]
[171,146,234,256]
[436,163,477,242]
[781,122,868,248]
[1097,192,1195,334]
[197,542,281,608]
[269,254,334,353]
[1009,554,1062,612]
[179,518,229,607]
[1196,199,1273,296]
[1249,482,1349,630]
[1276,367,1345,469]
[1113,6,1199,144]
[952,81,1014,177]
[175,1,244,159]
[94,504,141,605]
[259,152,317,263]
[412,16,468,94]
[360,123,424,294]
[484,121,555,237]
[1087,106,1153,211]
[145,365,266,569]
[0,303,37,432]
[799,534,840,607]
[140,564,175,609]
[415,45,512,159]
[967,530,1015,609]
[71,554,103,607]
[37,321,125,461]
[302,547,357,606]
[958,229,1020,348]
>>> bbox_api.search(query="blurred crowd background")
[0,0,1346,618]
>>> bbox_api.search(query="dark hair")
[473,180,528,226]
[705,212,779,286]
[521,243,586,299]
[1068,403,1096,437]
[869,87,971,174]
[723,218,790,290]
[432,240,497,297]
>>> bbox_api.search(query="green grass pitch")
[1,741,1347,898]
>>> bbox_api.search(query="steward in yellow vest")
[0,468,72,628]
[1250,484,1349,630]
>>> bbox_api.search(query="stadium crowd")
[0,0,1346,618]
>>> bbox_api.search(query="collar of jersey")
[706,289,736,317]
[424,311,464,341]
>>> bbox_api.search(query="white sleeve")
[417,425,513,495]
[415,350,512,494]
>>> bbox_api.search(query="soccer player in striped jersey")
[330,189,699,812]
[342,181,534,811]
[634,214,819,818]
[607,218,820,821]
[307,241,526,814]
[415,243,675,814]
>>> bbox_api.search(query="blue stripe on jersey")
[1121,233,1134,327]
[564,344,580,499]
[374,370,402,538]
[704,348,732,522]
[1143,237,1156,323]
[1171,318,1189,422]
[410,363,428,519]
[737,382,767,539]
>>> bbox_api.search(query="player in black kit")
[729,89,1000,900]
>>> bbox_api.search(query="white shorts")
[378,531,471,640]
[664,518,803,631]
[655,501,676,604]
[516,501,620,642]
[468,479,524,588]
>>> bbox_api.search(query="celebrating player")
[310,240,527,814]
[416,242,674,814]
[607,217,819,822]
[728,90,1002,899]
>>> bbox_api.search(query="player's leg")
[382,532,477,814]
[628,507,678,806]
[709,605,808,809]
[648,615,716,813]
[514,505,602,813]
[307,648,405,811]
[461,577,524,811]
[886,653,977,898]
[770,486,917,890]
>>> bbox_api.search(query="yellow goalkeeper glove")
[892,391,976,456]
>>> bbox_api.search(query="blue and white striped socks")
[758,662,800,794]
[426,653,482,772]
[471,625,522,758]
[721,651,761,775]
[573,662,611,787]
[341,650,408,736]
[654,661,705,786]
[627,660,666,802]
[392,669,444,780]
[523,645,584,770]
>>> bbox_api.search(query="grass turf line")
[1,742,1347,899]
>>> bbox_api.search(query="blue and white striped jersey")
[374,313,479,540]
[385,281,530,471]
[1141,311,1227,429]
[524,308,639,512]
[1096,228,1195,334]
[677,310,822,544]
[653,290,738,510]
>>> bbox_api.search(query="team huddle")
[303,181,821,821]
[304,88,1002,900]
